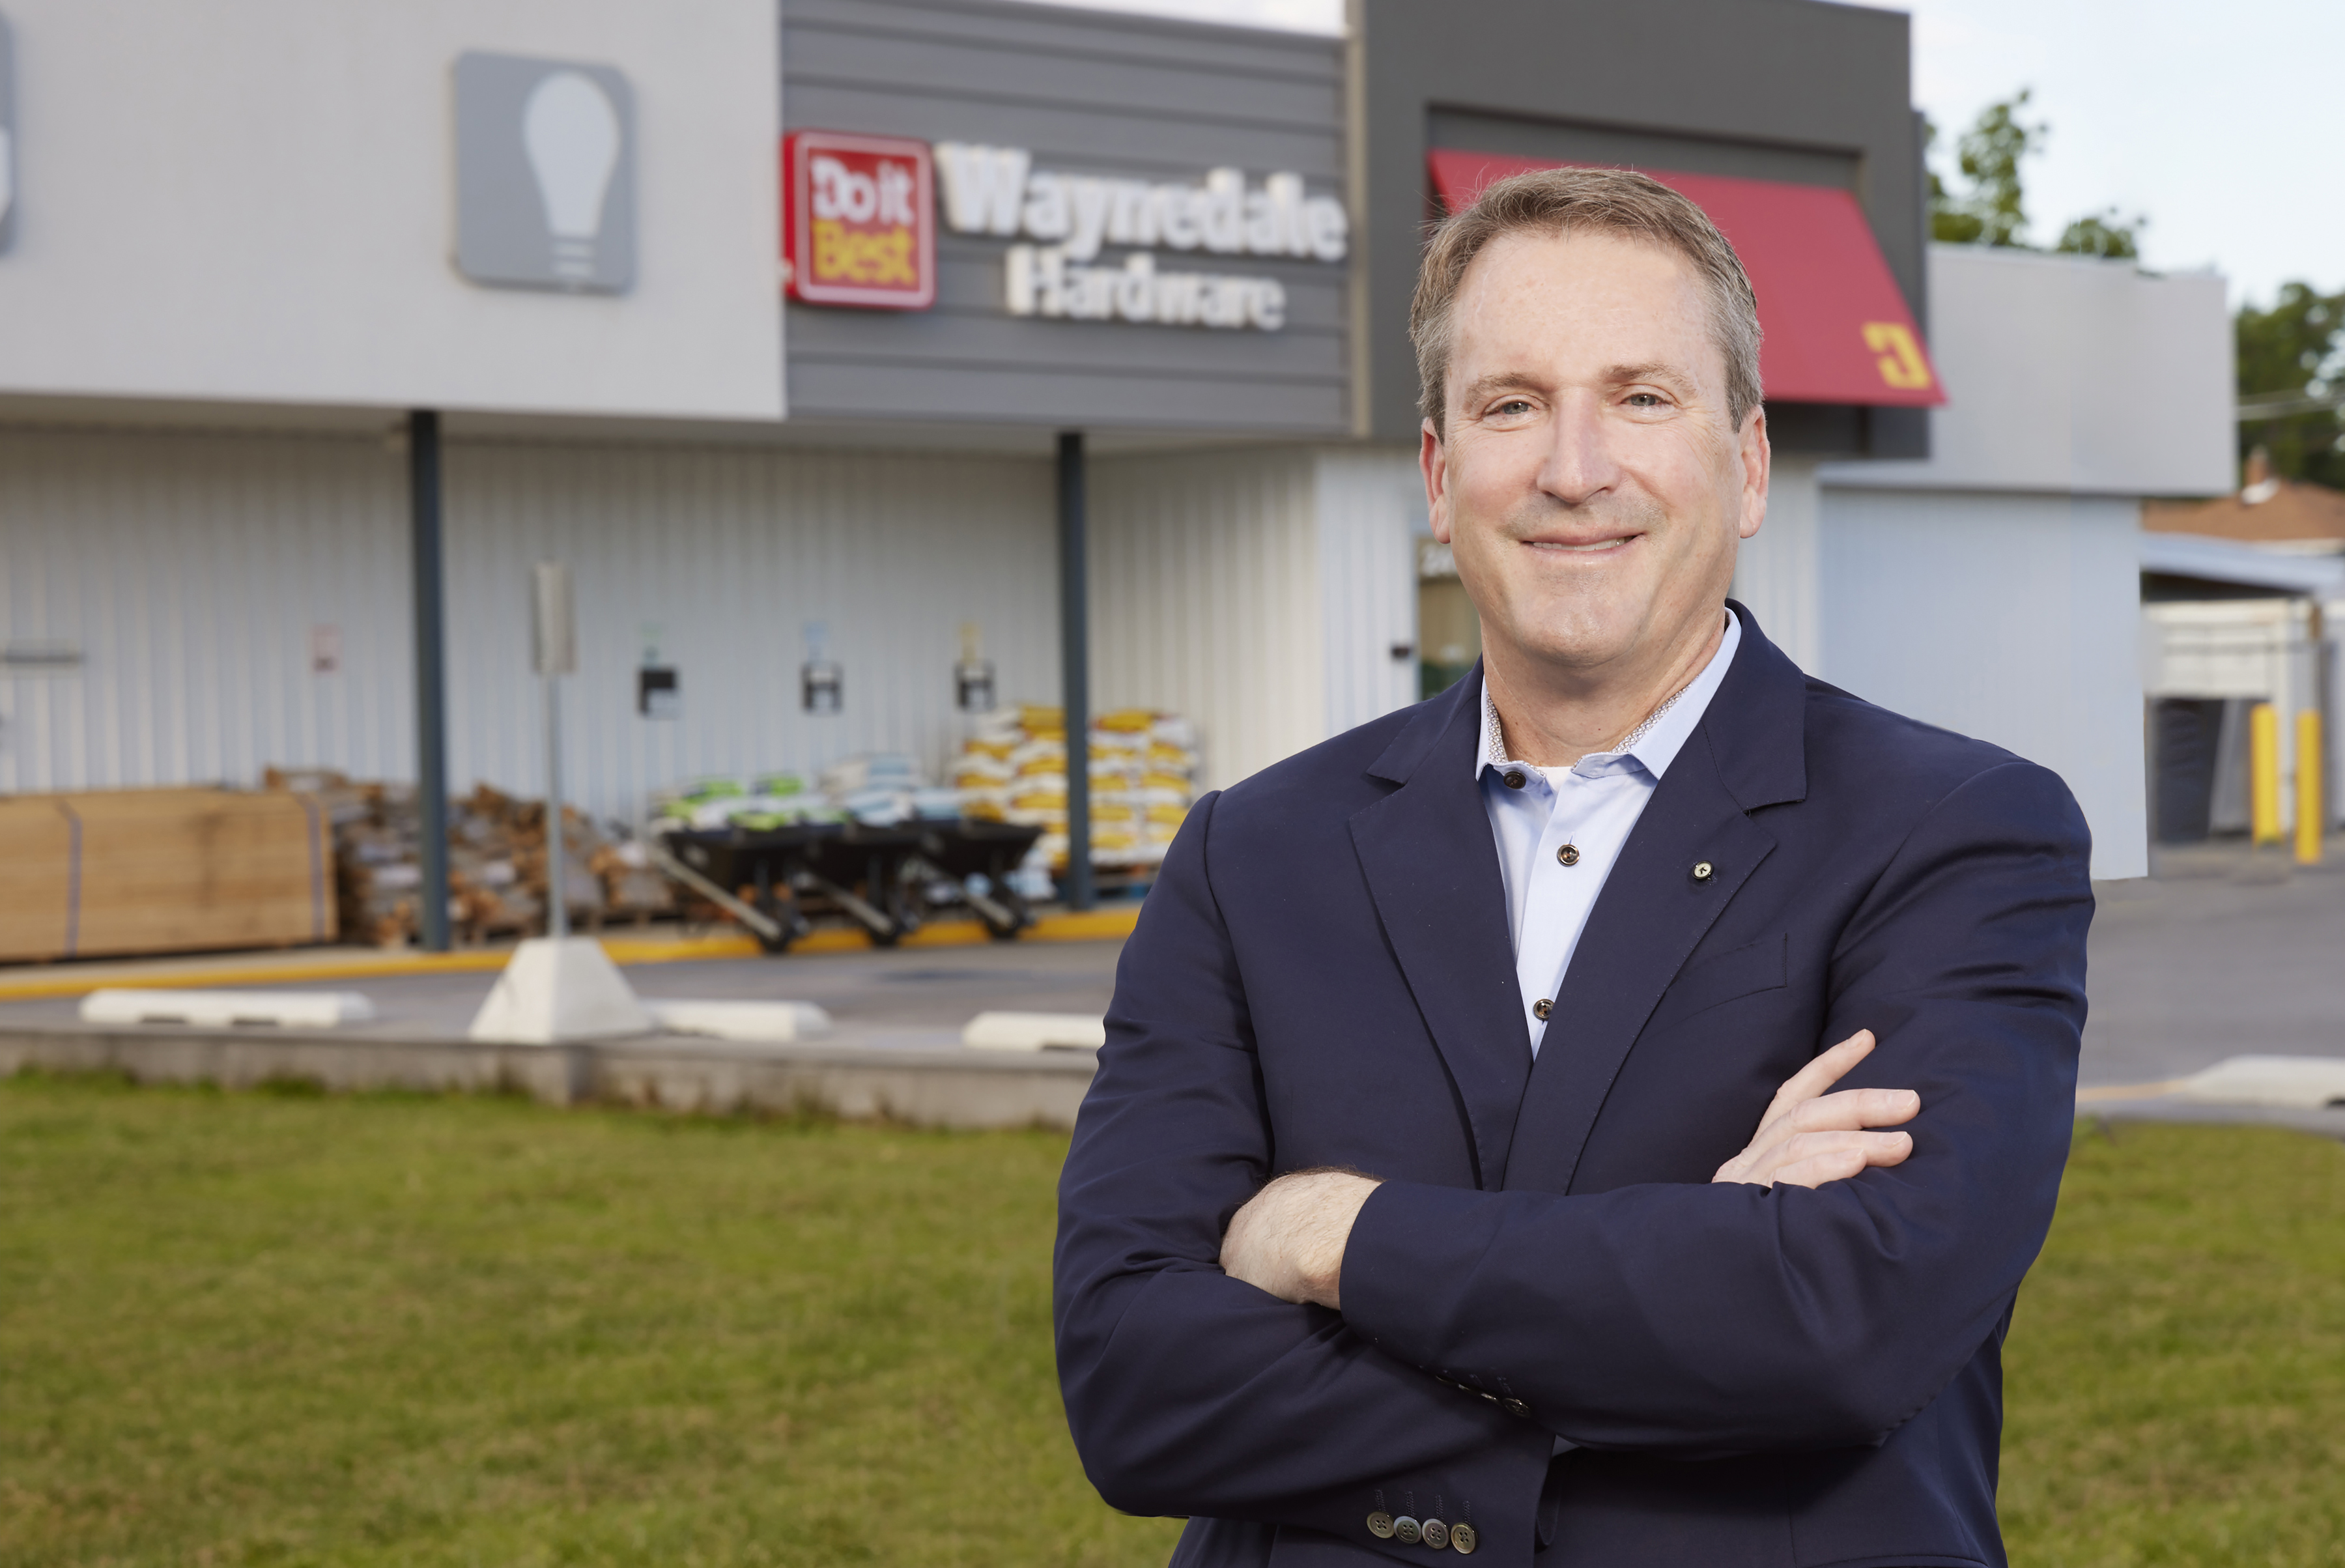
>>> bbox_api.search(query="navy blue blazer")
[1055,605,2092,1568]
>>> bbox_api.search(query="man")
[1055,168,2091,1567]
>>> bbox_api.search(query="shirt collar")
[1475,608,1743,781]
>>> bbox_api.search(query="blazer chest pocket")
[1653,933,1787,1025]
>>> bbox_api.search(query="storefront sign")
[933,143,1346,333]
[782,130,935,309]
[453,51,637,295]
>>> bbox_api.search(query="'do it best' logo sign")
[782,130,935,309]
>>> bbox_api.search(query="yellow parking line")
[0,906,1141,1001]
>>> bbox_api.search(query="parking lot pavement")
[8,837,2342,1133]
[2081,840,2345,1135]
[0,937,1127,1051]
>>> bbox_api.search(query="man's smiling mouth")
[1526,535,1640,554]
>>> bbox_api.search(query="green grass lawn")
[1,1077,2339,1567]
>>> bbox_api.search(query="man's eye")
[1625,392,1668,408]
[1490,398,1534,418]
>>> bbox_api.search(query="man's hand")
[1713,1029,1919,1189]
[1219,1168,1382,1309]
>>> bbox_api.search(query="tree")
[1926,91,2146,259]
[1928,91,2041,246]
[2055,210,2142,261]
[2237,282,2345,489]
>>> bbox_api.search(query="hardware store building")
[0,0,2231,903]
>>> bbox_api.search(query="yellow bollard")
[2250,702,2282,846]
[2297,709,2325,865]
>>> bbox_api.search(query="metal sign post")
[532,562,578,939]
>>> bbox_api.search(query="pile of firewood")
[265,769,673,948]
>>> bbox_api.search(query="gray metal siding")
[1360,0,1927,442]
[781,0,1350,435]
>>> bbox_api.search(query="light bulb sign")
[781,131,935,310]
[453,51,636,295]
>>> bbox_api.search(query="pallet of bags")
[0,784,335,962]
[948,704,1200,874]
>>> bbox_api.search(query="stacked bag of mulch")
[950,706,1199,871]
[651,757,961,834]
[819,754,963,826]
[1088,709,1200,867]
[651,774,843,831]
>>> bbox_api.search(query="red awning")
[1425,150,1945,408]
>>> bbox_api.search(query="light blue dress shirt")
[1477,610,1743,1055]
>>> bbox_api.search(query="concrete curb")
[0,1023,1101,1130]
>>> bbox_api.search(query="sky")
[1010,0,2342,309]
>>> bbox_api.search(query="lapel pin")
[1691,861,1714,881]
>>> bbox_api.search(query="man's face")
[1421,229,1768,683]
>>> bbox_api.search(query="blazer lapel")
[1501,604,1812,1195]
[1348,669,1533,1189]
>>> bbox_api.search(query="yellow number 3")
[1863,322,1934,390]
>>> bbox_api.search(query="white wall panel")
[0,0,782,420]
[0,427,413,795]
[1817,247,2234,499]
[441,442,1057,818]
[1731,455,1821,674]
[1089,448,1323,790]
[1,427,1060,819]
[1819,487,2148,879]
[1314,446,1423,737]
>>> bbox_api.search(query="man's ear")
[1421,419,1453,544]
[1736,406,1770,542]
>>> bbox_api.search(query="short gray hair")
[1410,166,1764,436]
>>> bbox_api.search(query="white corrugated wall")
[0,427,416,795]
[1817,486,2148,879]
[1731,456,1823,672]
[442,441,1057,818]
[5,426,1434,816]
[1,426,1062,818]
[1088,447,1326,791]
[1314,447,1423,738]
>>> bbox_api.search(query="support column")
[1057,431,1094,911]
[408,409,451,952]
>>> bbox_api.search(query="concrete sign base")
[468,936,653,1044]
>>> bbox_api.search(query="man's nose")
[1535,392,1622,506]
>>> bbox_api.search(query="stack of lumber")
[272,770,670,949]
[0,787,335,963]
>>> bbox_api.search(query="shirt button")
[1556,843,1580,866]
[1532,998,1552,1021]
[1692,860,1714,881]
[1501,769,1526,789]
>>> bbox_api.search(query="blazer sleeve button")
[1365,1511,1395,1539]
[1421,1518,1450,1549]
[1449,1521,1479,1554]
[1393,1516,1422,1545]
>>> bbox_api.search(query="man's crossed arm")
[1222,1029,1918,1311]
